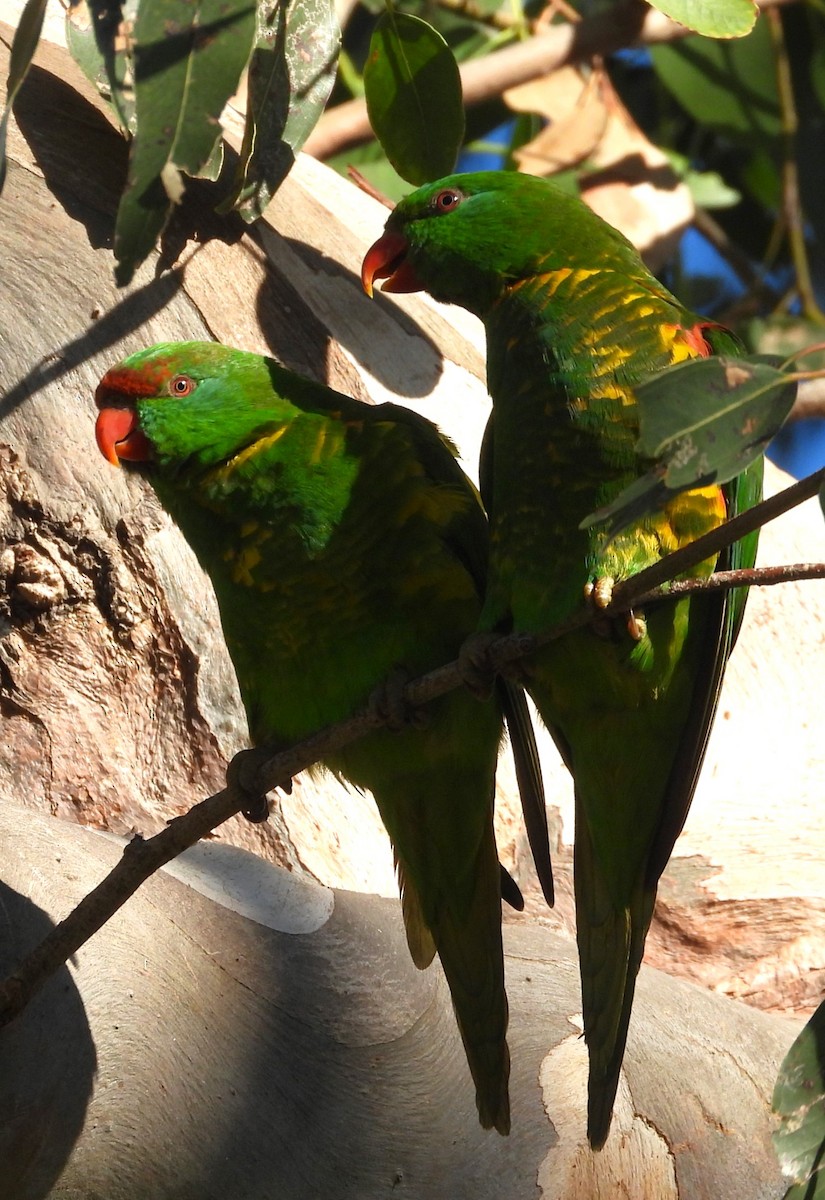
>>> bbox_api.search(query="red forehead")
[94,361,171,409]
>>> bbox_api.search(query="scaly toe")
[458,631,501,701]
[226,745,293,824]
[367,667,429,732]
[584,575,615,610]
[626,610,647,641]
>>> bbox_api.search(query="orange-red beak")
[361,230,422,297]
[95,406,151,466]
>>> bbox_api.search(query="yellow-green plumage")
[95,340,553,1135]
[362,172,762,1146]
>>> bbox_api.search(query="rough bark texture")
[0,19,823,1198]
[0,22,487,897]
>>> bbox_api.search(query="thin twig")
[609,466,825,606]
[1,466,823,1028]
[631,561,825,607]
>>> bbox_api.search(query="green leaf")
[772,997,825,1197]
[327,138,410,203]
[647,0,757,38]
[114,0,257,285]
[0,0,48,195]
[582,355,797,533]
[364,11,464,185]
[66,0,138,134]
[783,6,825,319]
[226,0,340,223]
[651,16,780,148]
[663,151,741,207]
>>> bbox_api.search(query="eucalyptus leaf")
[582,355,797,533]
[114,0,256,285]
[67,0,138,134]
[682,167,740,209]
[651,16,780,148]
[772,997,825,1198]
[227,0,340,223]
[647,0,757,38]
[364,11,464,185]
[0,0,48,195]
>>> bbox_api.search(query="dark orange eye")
[169,374,195,397]
[432,188,463,214]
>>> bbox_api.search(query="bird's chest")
[483,337,638,629]
[481,297,709,631]
[200,502,478,743]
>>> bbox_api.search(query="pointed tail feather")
[574,793,655,1148]
[440,831,511,1134]
[395,850,437,968]
[499,679,554,906]
[396,829,511,1134]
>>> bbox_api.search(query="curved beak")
[361,230,423,297]
[95,406,151,466]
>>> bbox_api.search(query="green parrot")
[94,339,554,1136]
[362,171,763,1147]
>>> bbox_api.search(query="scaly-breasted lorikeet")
[362,172,762,1147]
[94,339,555,1135]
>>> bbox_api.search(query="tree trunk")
[1,802,798,1200]
[0,19,823,1197]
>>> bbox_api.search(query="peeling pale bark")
[0,805,799,1199]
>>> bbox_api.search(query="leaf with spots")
[114,0,257,286]
[582,355,797,533]
[65,0,139,134]
[225,0,340,222]
[773,996,825,1198]
[648,0,757,38]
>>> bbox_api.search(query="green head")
[361,171,636,315]
[95,341,376,554]
[94,341,349,473]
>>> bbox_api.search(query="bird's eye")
[169,375,195,397]
[432,188,463,214]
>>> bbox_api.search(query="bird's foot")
[367,667,430,732]
[584,575,615,610]
[226,744,293,824]
[459,630,536,699]
[625,610,647,641]
[584,576,646,641]
[457,632,498,700]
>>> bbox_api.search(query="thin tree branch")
[304,0,802,160]
[607,465,825,605]
[1,465,823,1029]
[631,560,825,606]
